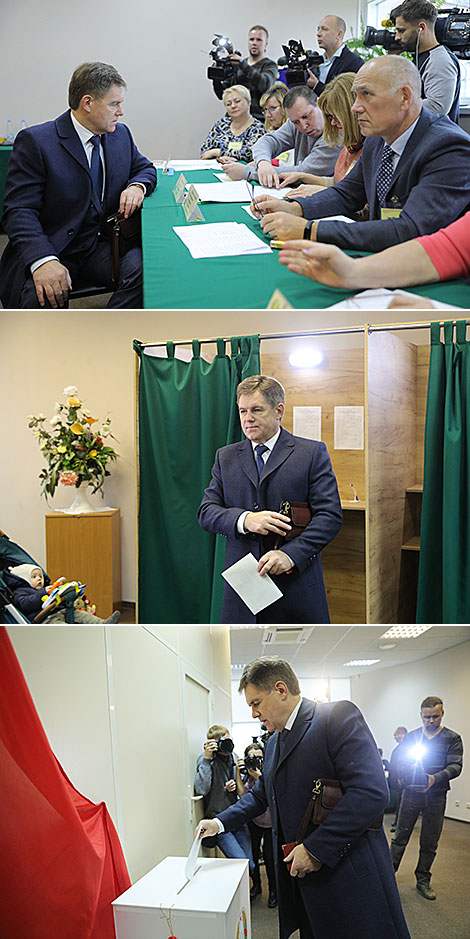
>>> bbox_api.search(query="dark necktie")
[255,443,269,477]
[376,143,395,207]
[277,728,289,763]
[89,134,103,202]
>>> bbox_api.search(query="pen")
[247,181,265,219]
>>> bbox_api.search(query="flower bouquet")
[28,385,118,500]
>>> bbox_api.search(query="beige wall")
[7,624,232,882]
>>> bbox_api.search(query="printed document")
[173,222,272,258]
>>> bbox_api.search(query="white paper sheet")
[222,553,283,615]
[327,288,462,310]
[293,406,322,441]
[187,181,293,203]
[184,829,203,881]
[334,406,364,450]
[173,222,272,258]
[153,159,221,170]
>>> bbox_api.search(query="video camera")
[364,6,470,57]
[277,39,324,87]
[207,34,240,84]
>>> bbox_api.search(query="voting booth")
[113,856,250,939]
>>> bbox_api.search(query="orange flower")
[70,422,84,434]
[67,396,81,407]
[85,416,98,424]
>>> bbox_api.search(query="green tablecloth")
[141,169,470,309]
[0,145,13,219]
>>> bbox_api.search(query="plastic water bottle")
[18,118,27,133]
[5,119,14,143]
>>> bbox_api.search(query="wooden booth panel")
[45,510,122,618]
[367,333,417,624]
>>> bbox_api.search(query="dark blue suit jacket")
[0,110,157,307]
[314,45,364,97]
[198,427,342,623]
[295,107,470,252]
[219,699,410,939]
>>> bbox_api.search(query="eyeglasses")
[263,105,281,114]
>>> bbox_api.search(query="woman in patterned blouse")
[200,84,265,164]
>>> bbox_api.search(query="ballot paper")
[327,288,462,310]
[153,159,221,170]
[241,205,355,224]
[184,829,203,882]
[173,222,272,258]
[222,553,283,615]
[186,181,293,203]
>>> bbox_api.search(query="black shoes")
[268,890,278,908]
[416,883,436,900]
[250,883,262,900]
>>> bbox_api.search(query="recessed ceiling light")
[380,626,434,639]
[379,643,396,650]
[343,659,381,667]
[289,348,323,369]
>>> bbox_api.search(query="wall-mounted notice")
[334,406,364,450]
[293,406,322,441]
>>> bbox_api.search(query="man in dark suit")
[0,62,157,309]
[197,657,411,939]
[198,375,342,624]
[307,15,364,97]
[254,56,470,253]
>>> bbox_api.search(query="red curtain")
[0,627,131,939]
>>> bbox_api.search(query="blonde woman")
[278,72,364,196]
[200,85,265,163]
[259,82,288,131]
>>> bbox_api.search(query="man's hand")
[306,67,319,89]
[221,161,245,179]
[258,550,294,576]
[279,241,357,288]
[244,510,292,536]
[203,739,218,759]
[119,184,145,218]
[416,774,436,792]
[33,260,72,308]
[225,779,236,792]
[284,843,322,877]
[196,819,219,839]
[261,211,307,241]
[257,160,280,188]
[251,194,302,218]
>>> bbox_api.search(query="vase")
[59,482,98,514]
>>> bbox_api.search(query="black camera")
[217,737,234,755]
[245,753,263,772]
[363,25,403,52]
[278,39,324,87]
[207,34,239,83]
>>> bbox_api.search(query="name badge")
[381,207,402,219]
[228,141,242,152]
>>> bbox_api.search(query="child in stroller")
[4,564,120,624]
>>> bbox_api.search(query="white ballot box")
[113,856,251,939]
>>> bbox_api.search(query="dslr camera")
[277,39,324,87]
[245,753,263,772]
[216,736,234,755]
[207,34,240,84]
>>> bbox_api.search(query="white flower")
[37,413,46,421]
[50,415,61,426]
[101,427,109,437]
[54,402,62,413]
[63,385,78,396]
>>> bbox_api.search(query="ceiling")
[229,625,469,679]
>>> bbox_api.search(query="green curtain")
[416,321,470,624]
[135,336,260,624]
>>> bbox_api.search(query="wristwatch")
[303,220,314,240]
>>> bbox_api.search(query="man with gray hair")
[0,61,157,309]
[197,657,411,938]
[253,55,470,252]
[198,375,342,624]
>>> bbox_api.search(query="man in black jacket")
[307,15,364,97]
[390,696,463,900]
[212,25,278,121]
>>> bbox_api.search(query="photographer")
[390,697,463,900]
[236,743,277,908]
[194,724,253,867]
[212,26,278,121]
[391,0,460,121]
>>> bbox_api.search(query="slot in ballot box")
[113,856,250,939]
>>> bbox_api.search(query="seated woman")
[260,82,288,132]
[278,211,470,308]
[278,73,364,197]
[200,85,265,164]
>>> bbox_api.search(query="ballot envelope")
[113,855,250,939]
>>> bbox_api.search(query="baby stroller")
[0,530,76,624]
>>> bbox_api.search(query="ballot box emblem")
[236,907,248,938]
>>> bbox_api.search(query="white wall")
[2,1,360,159]
[6,624,232,882]
[350,640,470,823]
